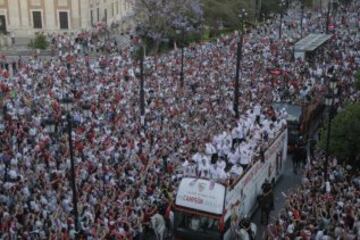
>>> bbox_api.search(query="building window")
[116,1,119,14]
[90,10,94,25]
[111,3,114,17]
[32,11,42,29]
[104,9,107,23]
[0,15,6,34]
[96,8,100,22]
[59,11,69,29]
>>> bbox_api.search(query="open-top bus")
[173,128,288,240]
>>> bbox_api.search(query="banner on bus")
[175,178,225,215]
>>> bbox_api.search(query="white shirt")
[232,124,244,139]
[198,162,210,178]
[215,167,228,180]
[184,163,196,177]
[192,153,203,165]
[205,143,216,155]
[209,164,227,180]
[254,104,261,116]
[230,165,243,176]
[228,150,240,165]
[218,134,232,156]
[216,159,226,171]
[240,149,251,165]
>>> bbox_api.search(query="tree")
[201,0,292,35]
[28,33,49,50]
[202,0,251,33]
[133,0,203,52]
[355,70,360,91]
[319,103,360,166]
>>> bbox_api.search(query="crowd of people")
[266,152,360,239]
[0,0,359,239]
[48,25,123,57]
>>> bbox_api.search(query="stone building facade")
[0,0,133,37]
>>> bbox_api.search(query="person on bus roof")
[228,147,241,166]
[216,157,226,172]
[230,162,244,177]
[240,148,251,169]
[210,164,228,181]
[198,157,210,178]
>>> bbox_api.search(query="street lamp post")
[60,95,80,236]
[0,109,9,182]
[324,77,338,182]
[0,107,3,132]
[176,28,186,88]
[139,44,145,127]
[44,96,91,235]
[320,0,322,12]
[180,28,185,88]
[300,0,305,38]
[325,1,331,34]
[233,9,247,119]
[3,156,9,182]
[279,0,286,39]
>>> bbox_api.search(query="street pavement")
[252,155,303,239]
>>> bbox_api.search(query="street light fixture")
[233,8,247,119]
[43,118,56,134]
[61,94,74,112]
[325,93,333,106]
[239,8,248,19]
[329,77,337,90]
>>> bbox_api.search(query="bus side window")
[174,211,185,228]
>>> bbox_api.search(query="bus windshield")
[174,210,221,239]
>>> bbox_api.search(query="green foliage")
[201,0,287,34]
[202,0,251,31]
[338,0,352,5]
[260,0,281,17]
[319,103,360,166]
[355,70,360,91]
[304,0,313,7]
[132,45,145,61]
[184,32,203,45]
[28,33,49,50]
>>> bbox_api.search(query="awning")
[294,33,333,52]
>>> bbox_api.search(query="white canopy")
[294,33,332,60]
[294,33,333,52]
